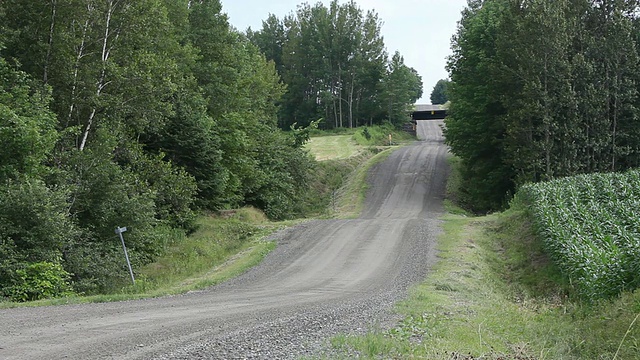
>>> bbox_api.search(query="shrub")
[4,261,74,302]
[352,123,413,146]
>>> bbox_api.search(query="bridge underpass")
[412,104,447,121]
[403,104,446,137]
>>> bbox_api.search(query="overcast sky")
[220,0,468,104]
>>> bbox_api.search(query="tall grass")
[518,170,640,300]
[138,207,273,289]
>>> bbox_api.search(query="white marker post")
[115,226,135,285]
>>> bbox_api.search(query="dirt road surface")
[0,120,449,359]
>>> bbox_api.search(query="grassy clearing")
[306,135,360,161]
[305,123,415,162]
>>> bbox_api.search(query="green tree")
[430,79,450,105]
[1,0,203,293]
[0,57,58,181]
[445,0,513,212]
[252,1,394,129]
[381,51,423,126]
[0,48,77,297]
[247,14,287,75]
[445,0,640,212]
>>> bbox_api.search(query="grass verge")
[332,148,395,218]
[326,204,640,359]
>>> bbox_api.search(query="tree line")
[446,0,640,212]
[247,0,423,129]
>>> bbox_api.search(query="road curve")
[0,120,449,359]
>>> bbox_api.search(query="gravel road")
[0,120,449,360]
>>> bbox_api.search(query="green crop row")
[517,170,640,301]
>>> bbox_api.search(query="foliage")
[446,0,640,212]
[0,0,319,298]
[0,179,79,296]
[0,57,58,182]
[429,78,450,105]
[290,119,322,148]
[381,52,423,127]
[517,170,640,301]
[248,0,422,129]
[352,123,413,146]
[3,261,74,302]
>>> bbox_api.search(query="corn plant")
[517,170,640,300]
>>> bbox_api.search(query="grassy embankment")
[304,125,415,219]
[0,124,413,308]
[326,157,640,359]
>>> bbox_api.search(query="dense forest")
[446,0,640,212]
[247,0,423,129]
[0,0,420,299]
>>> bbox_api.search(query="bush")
[0,178,79,295]
[4,261,74,302]
[352,123,413,146]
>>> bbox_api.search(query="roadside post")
[115,226,135,284]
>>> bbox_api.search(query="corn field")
[518,170,640,300]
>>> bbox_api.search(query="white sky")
[220,0,468,104]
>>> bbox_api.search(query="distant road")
[0,120,449,359]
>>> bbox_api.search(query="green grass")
[136,207,283,290]
[305,124,415,161]
[306,135,361,161]
[333,148,394,218]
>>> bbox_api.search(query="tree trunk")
[43,0,57,86]
[338,66,343,128]
[348,72,355,128]
[66,17,90,129]
[80,0,117,151]
[612,75,619,172]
